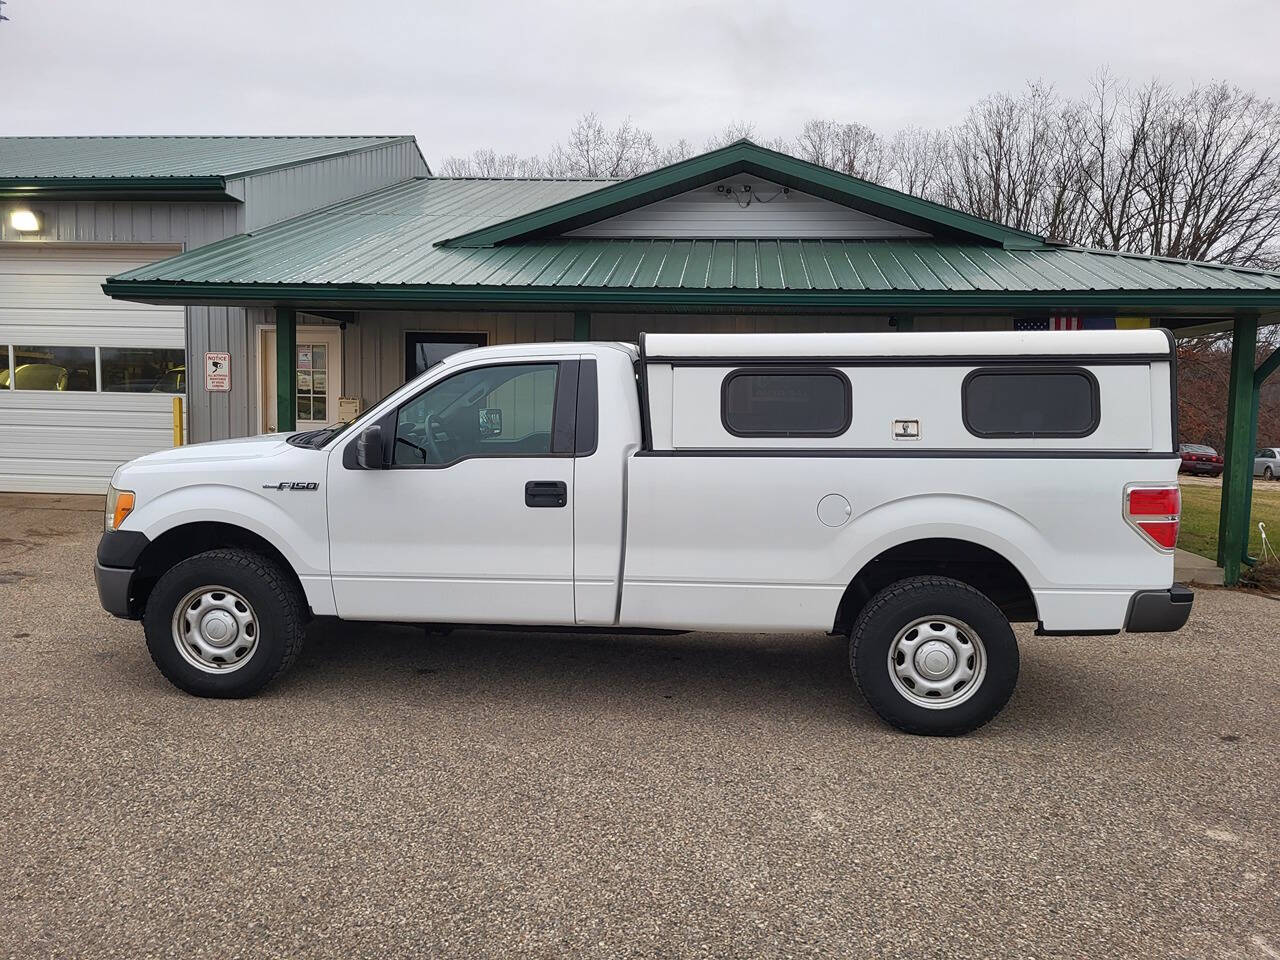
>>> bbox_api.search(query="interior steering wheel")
[423,416,446,463]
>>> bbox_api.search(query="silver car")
[1256,448,1280,480]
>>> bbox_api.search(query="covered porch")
[101,140,1280,585]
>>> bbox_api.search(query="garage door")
[0,244,185,494]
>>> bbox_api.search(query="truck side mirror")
[355,424,385,469]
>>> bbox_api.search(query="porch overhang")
[100,279,1280,322]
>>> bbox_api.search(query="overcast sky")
[2,0,1277,166]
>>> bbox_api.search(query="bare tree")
[437,149,545,178]
[794,120,887,182]
[885,126,947,200]
[704,121,758,150]
[940,83,1087,235]
[541,113,661,179]
[432,76,1280,267]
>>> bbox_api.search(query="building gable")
[440,140,1044,249]
[565,176,930,240]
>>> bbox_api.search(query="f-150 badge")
[262,481,319,491]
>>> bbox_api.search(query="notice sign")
[205,352,231,392]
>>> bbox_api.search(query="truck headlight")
[106,485,136,532]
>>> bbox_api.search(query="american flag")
[1015,315,1083,331]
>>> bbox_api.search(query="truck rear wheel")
[143,548,306,698]
[849,575,1019,736]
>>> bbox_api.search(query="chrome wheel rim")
[887,615,986,709]
[171,585,259,674]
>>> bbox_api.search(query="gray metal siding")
[232,141,429,232]
[0,200,242,246]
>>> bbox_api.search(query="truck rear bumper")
[1124,583,1194,632]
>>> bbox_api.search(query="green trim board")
[438,140,1046,250]
[0,176,233,199]
[102,278,1280,313]
[275,306,297,433]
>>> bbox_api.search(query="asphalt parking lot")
[1,495,1277,960]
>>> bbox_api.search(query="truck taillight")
[1125,484,1180,551]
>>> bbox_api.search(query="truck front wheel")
[143,548,306,698]
[850,575,1019,736]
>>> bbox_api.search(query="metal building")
[0,136,428,491]
[7,136,1280,582]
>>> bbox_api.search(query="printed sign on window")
[205,352,231,392]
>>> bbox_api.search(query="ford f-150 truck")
[95,330,1192,735]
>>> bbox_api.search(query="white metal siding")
[0,245,185,493]
[567,178,931,239]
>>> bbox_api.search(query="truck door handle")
[525,480,567,508]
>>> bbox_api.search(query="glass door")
[261,326,342,433]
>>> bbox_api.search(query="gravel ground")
[1,495,1277,960]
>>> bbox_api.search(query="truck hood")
[125,432,298,468]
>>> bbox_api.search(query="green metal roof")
[104,176,1280,311]
[0,136,414,180]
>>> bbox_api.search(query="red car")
[1179,443,1224,477]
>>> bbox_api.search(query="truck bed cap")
[641,329,1173,360]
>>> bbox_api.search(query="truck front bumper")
[94,530,150,620]
[1124,583,1194,632]
[95,562,136,618]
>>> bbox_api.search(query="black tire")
[850,575,1019,736]
[1265,467,1274,481]
[143,548,306,698]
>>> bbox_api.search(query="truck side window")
[393,363,559,466]
[962,367,1099,438]
[721,368,851,437]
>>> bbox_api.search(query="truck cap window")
[721,369,851,437]
[962,367,1099,439]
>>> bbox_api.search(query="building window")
[404,332,488,382]
[721,368,852,437]
[101,347,186,393]
[8,346,96,391]
[962,367,1100,438]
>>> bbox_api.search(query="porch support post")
[1218,313,1257,583]
[1238,345,1280,566]
[573,310,591,341]
[275,305,296,433]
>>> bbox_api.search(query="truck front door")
[326,359,580,624]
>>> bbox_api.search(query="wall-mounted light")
[9,209,42,233]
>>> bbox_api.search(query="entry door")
[260,326,341,432]
[325,357,578,624]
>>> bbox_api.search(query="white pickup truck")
[96,330,1192,735]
